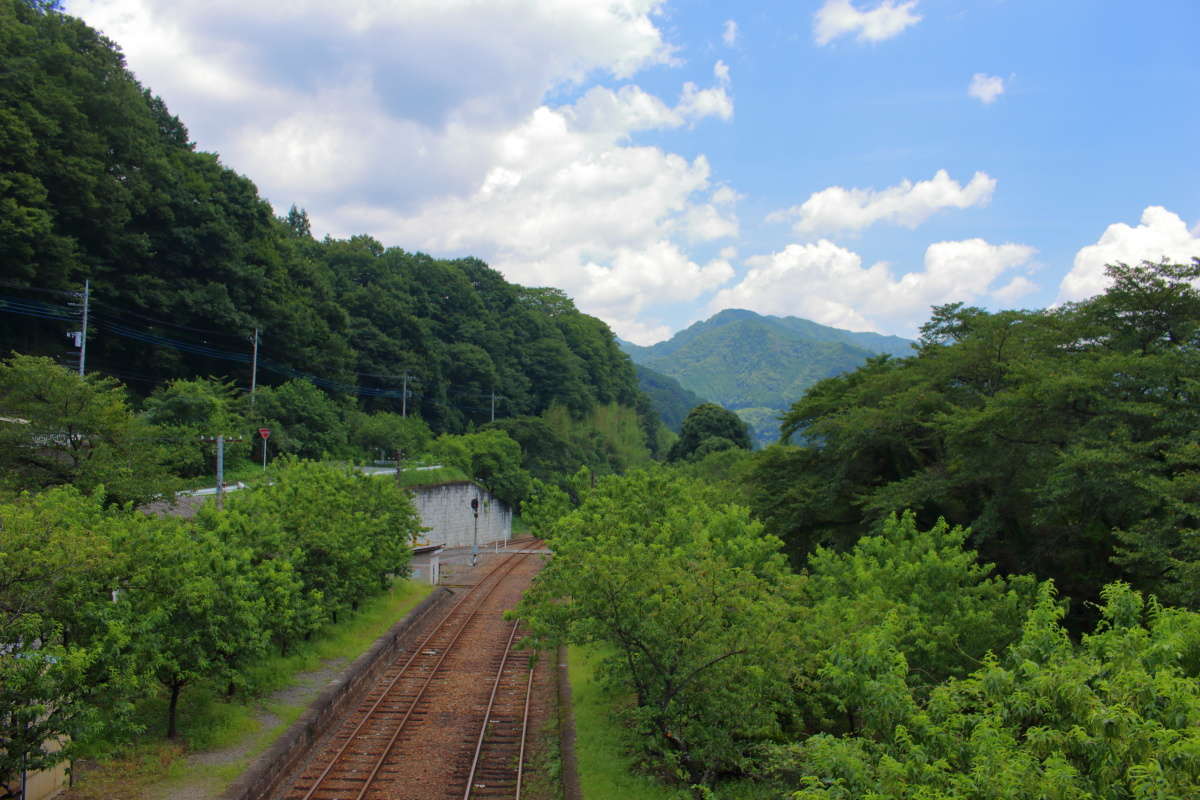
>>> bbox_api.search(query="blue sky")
[66,0,1200,343]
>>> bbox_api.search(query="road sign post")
[258,427,271,469]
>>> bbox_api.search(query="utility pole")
[78,279,89,376]
[216,434,225,509]
[490,390,495,423]
[249,328,259,407]
[200,435,244,510]
[402,373,408,418]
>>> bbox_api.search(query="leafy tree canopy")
[0,354,177,504]
[668,402,752,462]
[753,259,1200,615]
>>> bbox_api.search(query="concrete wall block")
[410,482,512,549]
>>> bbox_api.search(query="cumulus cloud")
[1057,206,1200,302]
[65,0,743,344]
[768,170,996,235]
[813,0,922,46]
[968,73,1005,104]
[342,79,737,342]
[710,238,1036,334]
[722,19,738,47]
[66,0,680,209]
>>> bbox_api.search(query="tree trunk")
[167,681,182,739]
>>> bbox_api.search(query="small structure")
[15,752,69,800]
[408,481,512,550]
[409,544,443,585]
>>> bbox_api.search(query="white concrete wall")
[410,482,512,549]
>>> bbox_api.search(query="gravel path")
[143,659,352,800]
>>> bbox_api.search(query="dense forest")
[0,0,663,461]
[519,258,1200,798]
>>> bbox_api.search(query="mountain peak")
[623,309,914,447]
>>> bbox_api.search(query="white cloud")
[722,19,738,46]
[768,170,996,235]
[714,59,731,85]
[340,80,737,341]
[814,0,922,46]
[968,73,1005,104]
[65,0,743,345]
[677,80,734,122]
[710,238,1036,334]
[612,318,675,347]
[991,276,1038,304]
[65,0,680,209]
[682,202,740,242]
[1057,206,1200,302]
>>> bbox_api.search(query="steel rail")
[296,547,535,800]
[461,621,523,799]
[515,657,534,800]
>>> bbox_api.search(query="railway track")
[460,620,534,799]
[279,543,544,800]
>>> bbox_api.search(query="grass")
[567,646,772,800]
[177,459,269,491]
[68,579,433,798]
[393,464,470,487]
[568,646,685,800]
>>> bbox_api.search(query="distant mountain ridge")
[620,309,914,446]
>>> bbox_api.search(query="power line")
[89,297,253,342]
[0,292,516,417]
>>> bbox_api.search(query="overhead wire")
[0,291,519,412]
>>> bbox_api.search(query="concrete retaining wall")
[410,481,512,548]
[218,587,454,800]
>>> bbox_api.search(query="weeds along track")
[279,543,545,800]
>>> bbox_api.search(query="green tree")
[772,582,1200,799]
[0,354,176,504]
[431,429,532,508]
[667,402,752,462]
[516,469,799,785]
[142,376,249,477]
[0,486,117,789]
[250,379,350,461]
[753,260,1200,614]
[348,410,431,462]
[111,515,266,739]
[792,513,1040,736]
[482,416,576,482]
[222,459,417,623]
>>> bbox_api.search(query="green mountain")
[621,309,914,446]
[632,363,708,433]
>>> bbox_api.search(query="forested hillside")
[749,259,1200,620]
[0,0,656,444]
[622,308,914,445]
[631,362,708,432]
[522,259,1200,799]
